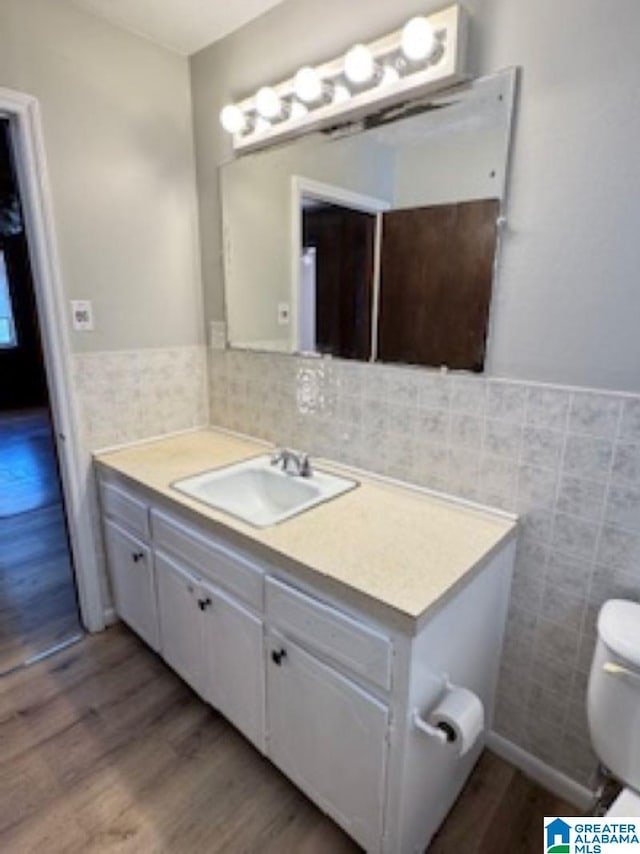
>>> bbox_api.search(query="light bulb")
[254,116,271,133]
[290,100,309,120]
[219,104,246,134]
[344,44,375,84]
[294,66,323,104]
[255,86,282,120]
[381,65,400,86]
[332,83,351,105]
[401,16,436,62]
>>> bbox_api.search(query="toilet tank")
[587,599,640,790]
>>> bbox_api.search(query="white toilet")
[587,598,640,815]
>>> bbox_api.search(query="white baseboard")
[103,607,119,627]
[487,731,595,812]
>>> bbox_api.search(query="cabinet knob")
[132,551,145,563]
[271,648,287,666]
[197,597,212,611]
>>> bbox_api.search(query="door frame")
[0,87,104,632]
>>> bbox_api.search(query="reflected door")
[303,205,375,361]
[378,199,500,370]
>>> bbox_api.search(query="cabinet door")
[155,552,205,697]
[266,632,388,852]
[104,519,159,650]
[201,581,265,752]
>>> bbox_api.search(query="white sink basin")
[172,455,357,527]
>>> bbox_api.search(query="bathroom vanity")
[95,429,517,853]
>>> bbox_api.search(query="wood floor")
[0,410,81,674]
[0,624,579,853]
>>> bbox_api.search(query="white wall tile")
[526,387,570,430]
[611,442,640,484]
[487,381,528,424]
[569,391,621,438]
[484,419,523,459]
[521,426,564,469]
[75,346,208,450]
[620,398,640,442]
[605,484,640,531]
[563,434,613,480]
[551,514,599,560]
[556,475,607,522]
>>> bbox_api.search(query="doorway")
[0,117,82,674]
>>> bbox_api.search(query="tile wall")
[73,346,208,450]
[209,347,640,788]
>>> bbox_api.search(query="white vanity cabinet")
[103,520,159,651]
[266,630,389,852]
[155,550,265,748]
[98,469,516,854]
[152,511,266,752]
[264,576,393,852]
[155,552,205,695]
[199,577,265,750]
[101,477,162,654]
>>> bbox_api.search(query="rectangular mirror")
[220,67,517,370]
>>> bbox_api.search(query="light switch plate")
[71,300,94,331]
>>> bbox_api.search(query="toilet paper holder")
[412,674,456,746]
[412,710,453,745]
[412,674,484,753]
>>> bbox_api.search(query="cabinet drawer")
[151,511,263,611]
[265,577,392,691]
[100,481,150,541]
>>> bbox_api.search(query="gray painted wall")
[0,0,203,352]
[191,0,640,392]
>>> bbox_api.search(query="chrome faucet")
[271,448,312,478]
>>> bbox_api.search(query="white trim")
[487,731,595,812]
[103,608,119,627]
[290,175,390,354]
[1,87,104,632]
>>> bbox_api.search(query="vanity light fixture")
[289,100,309,120]
[344,44,376,85]
[332,83,351,105]
[401,16,437,62]
[219,104,246,134]
[220,4,468,153]
[380,64,401,86]
[255,86,283,120]
[294,66,325,104]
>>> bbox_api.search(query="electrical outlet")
[71,300,94,331]
[277,302,290,326]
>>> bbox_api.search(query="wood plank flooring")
[0,410,81,673]
[0,624,580,853]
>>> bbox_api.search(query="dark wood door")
[303,205,375,361]
[377,199,500,371]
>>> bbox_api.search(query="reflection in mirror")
[296,178,389,361]
[220,68,517,370]
[302,200,375,360]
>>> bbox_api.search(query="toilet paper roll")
[428,685,485,757]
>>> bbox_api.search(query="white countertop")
[96,428,517,633]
